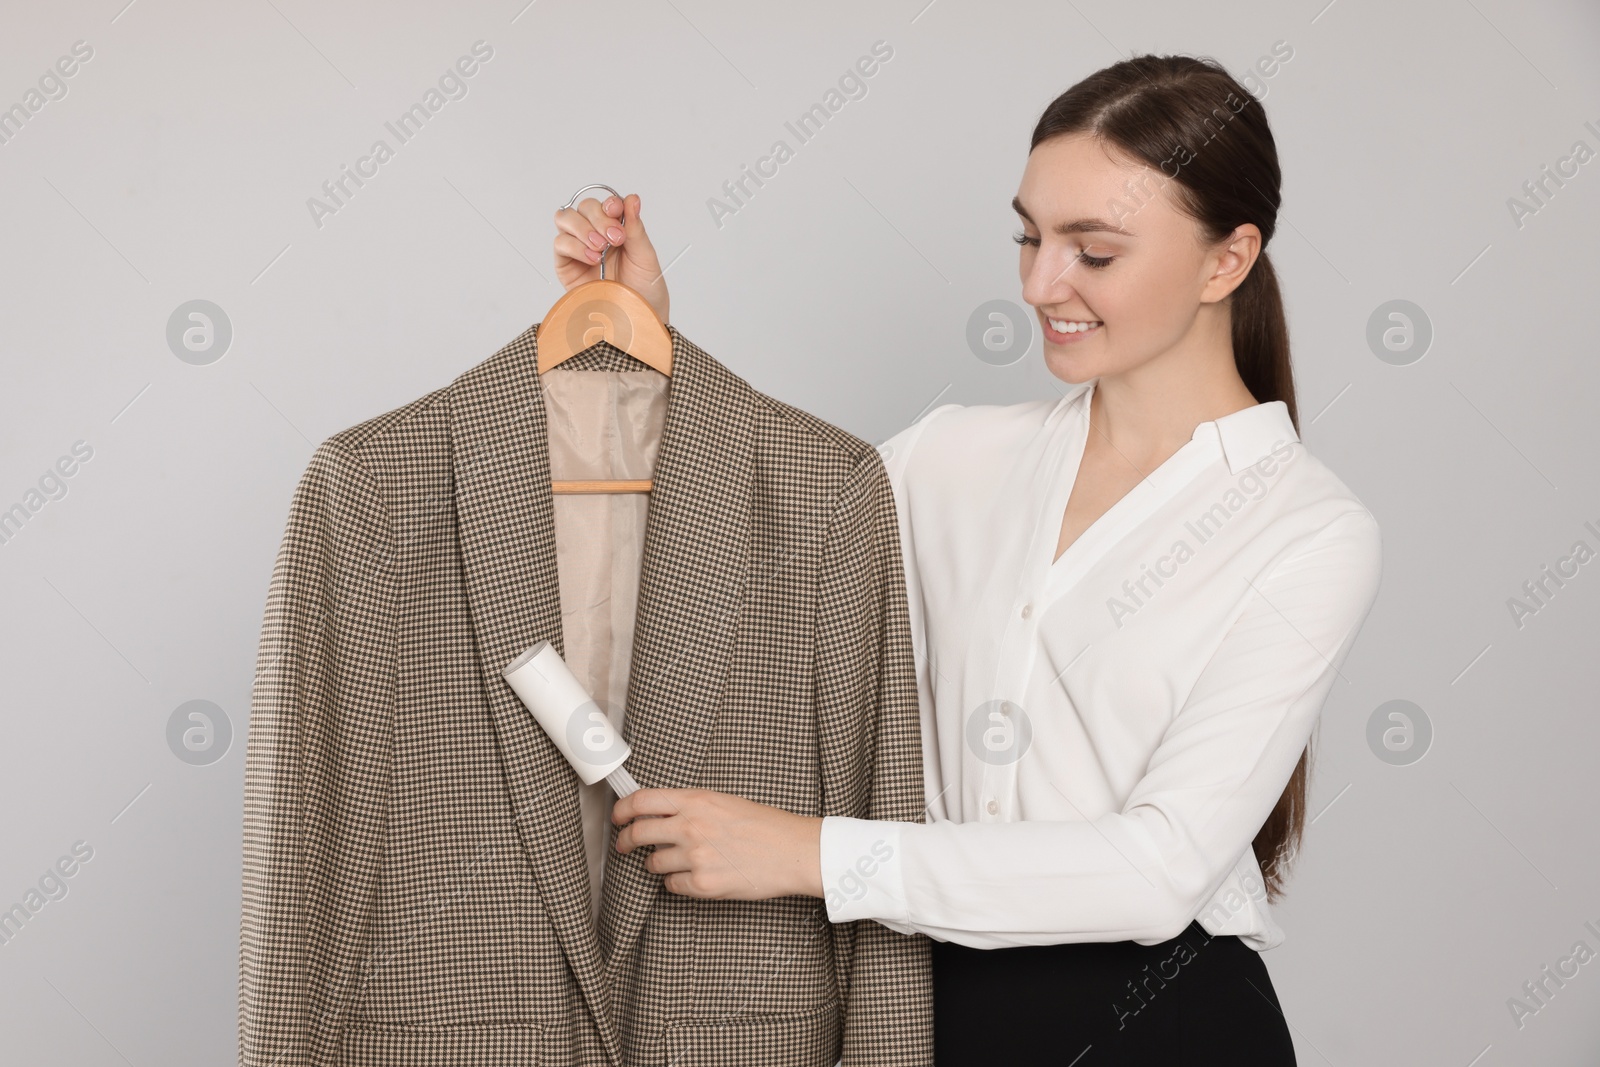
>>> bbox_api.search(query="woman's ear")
[1203,223,1262,303]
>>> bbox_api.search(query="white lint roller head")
[502,639,642,797]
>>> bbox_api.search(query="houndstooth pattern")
[239,321,933,1067]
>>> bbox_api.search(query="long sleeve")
[821,507,1382,949]
[814,450,934,1066]
[239,440,398,1066]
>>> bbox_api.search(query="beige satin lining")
[543,367,669,925]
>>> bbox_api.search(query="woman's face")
[1014,132,1255,385]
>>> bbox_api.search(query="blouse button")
[985,798,999,816]
[1020,603,1033,619]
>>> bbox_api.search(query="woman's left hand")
[611,787,823,901]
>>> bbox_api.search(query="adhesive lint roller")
[501,639,641,797]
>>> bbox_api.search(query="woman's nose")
[1022,251,1081,308]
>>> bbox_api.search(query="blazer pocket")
[662,1000,839,1067]
[337,1022,544,1066]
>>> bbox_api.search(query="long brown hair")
[1030,54,1304,901]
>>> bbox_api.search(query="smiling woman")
[606,51,1382,1067]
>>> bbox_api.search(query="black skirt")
[930,920,1298,1065]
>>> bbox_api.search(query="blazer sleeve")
[813,449,934,1067]
[239,440,398,1067]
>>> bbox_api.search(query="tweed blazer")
[238,321,934,1067]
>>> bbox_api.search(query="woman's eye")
[1013,232,1114,268]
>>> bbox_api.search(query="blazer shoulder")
[751,391,879,469]
[323,385,451,468]
[663,323,879,470]
[324,320,543,467]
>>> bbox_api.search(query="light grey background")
[2,0,1598,1063]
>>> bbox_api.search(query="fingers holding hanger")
[606,195,670,327]
[551,216,601,287]
[551,193,670,327]
[552,194,624,286]
[579,193,627,247]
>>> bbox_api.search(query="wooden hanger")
[541,184,673,495]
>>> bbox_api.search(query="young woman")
[558,54,1381,1065]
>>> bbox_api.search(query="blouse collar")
[1212,400,1299,474]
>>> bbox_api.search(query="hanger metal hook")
[561,183,622,280]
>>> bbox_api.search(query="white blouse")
[819,378,1383,952]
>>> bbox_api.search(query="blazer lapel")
[450,318,756,1015]
[447,322,622,1062]
[599,325,756,978]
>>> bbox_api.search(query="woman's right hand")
[552,192,670,329]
